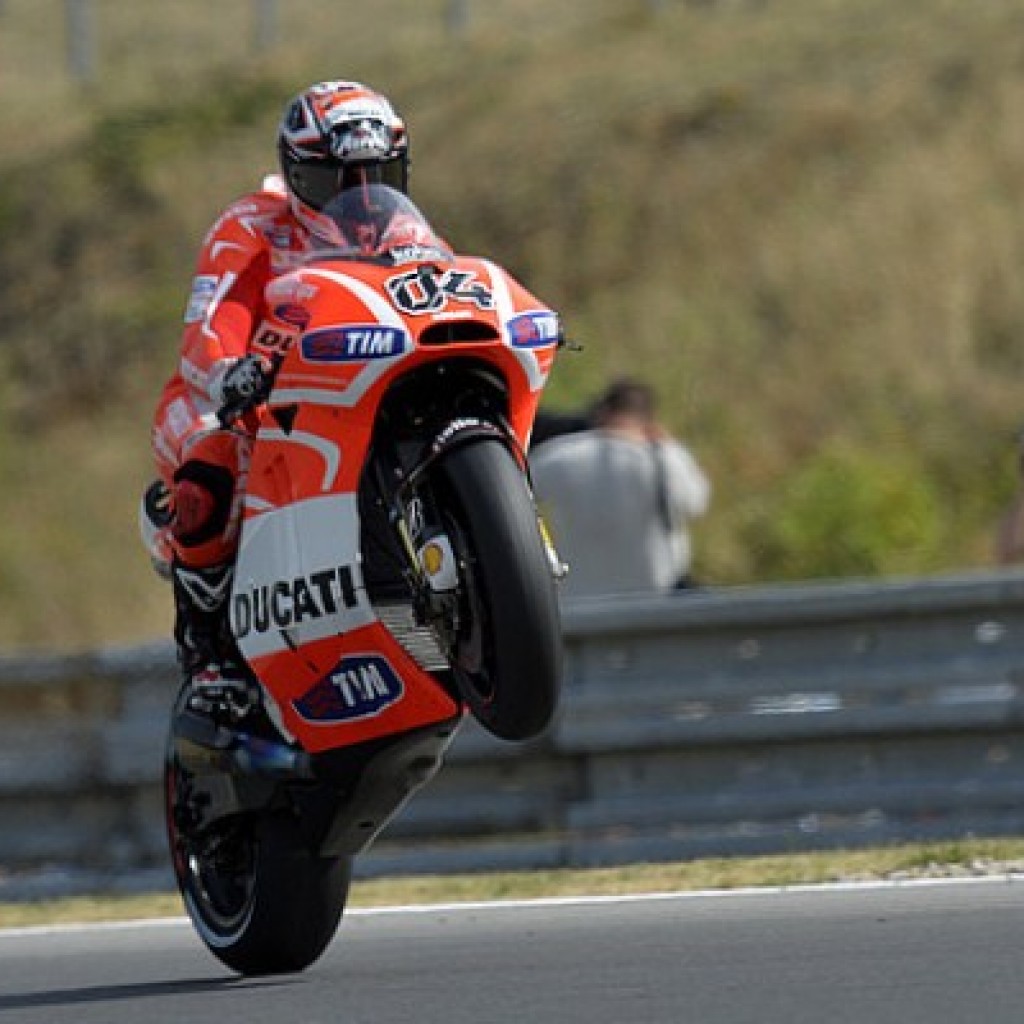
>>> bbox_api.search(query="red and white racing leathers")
[151,175,313,570]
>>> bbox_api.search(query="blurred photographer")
[530,376,710,599]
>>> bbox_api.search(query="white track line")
[1,873,1022,939]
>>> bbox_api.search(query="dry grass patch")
[4,839,1024,928]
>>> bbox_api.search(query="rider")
[142,80,410,714]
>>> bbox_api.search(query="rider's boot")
[171,560,256,725]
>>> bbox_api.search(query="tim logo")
[292,654,404,723]
[301,325,407,362]
[507,311,561,348]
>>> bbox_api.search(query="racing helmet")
[277,80,409,239]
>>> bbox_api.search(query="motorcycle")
[164,184,566,976]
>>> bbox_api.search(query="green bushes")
[754,444,946,580]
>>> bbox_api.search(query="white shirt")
[530,429,710,600]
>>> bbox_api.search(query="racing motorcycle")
[164,184,565,976]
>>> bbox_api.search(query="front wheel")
[434,440,562,741]
[165,732,352,976]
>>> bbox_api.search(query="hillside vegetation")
[2,0,1024,651]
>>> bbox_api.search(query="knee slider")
[172,462,235,548]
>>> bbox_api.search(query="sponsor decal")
[387,243,448,266]
[272,303,312,330]
[300,325,408,362]
[184,275,218,323]
[431,417,501,455]
[387,267,494,315]
[252,320,298,356]
[507,311,561,348]
[293,654,405,723]
[232,564,358,637]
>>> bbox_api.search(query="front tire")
[165,736,352,976]
[435,440,562,740]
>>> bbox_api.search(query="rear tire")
[165,736,352,976]
[435,440,562,740]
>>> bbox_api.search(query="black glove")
[216,354,272,410]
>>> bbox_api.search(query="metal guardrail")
[2,569,1024,894]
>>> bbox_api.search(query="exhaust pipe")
[173,708,313,780]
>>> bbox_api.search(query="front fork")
[536,511,569,580]
[395,431,566,586]
[378,428,565,647]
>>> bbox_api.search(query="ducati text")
[232,565,358,637]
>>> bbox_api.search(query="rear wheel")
[165,734,352,976]
[435,440,562,740]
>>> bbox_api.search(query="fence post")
[65,0,96,82]
[252,0,277,53]
[446,0,469,35]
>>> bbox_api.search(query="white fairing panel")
[230,493,376,660]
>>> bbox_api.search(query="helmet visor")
[287,156,407,211]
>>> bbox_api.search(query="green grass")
[3,839,1024,928]
[3,0,1024,649]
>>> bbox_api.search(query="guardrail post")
[65,0,96,82]
[446,0,469,35]
[252,0,277,52]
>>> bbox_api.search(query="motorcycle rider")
[142,80,410,717]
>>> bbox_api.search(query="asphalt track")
[1,878,1023,1023]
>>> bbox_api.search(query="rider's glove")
[210,354,272,411]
